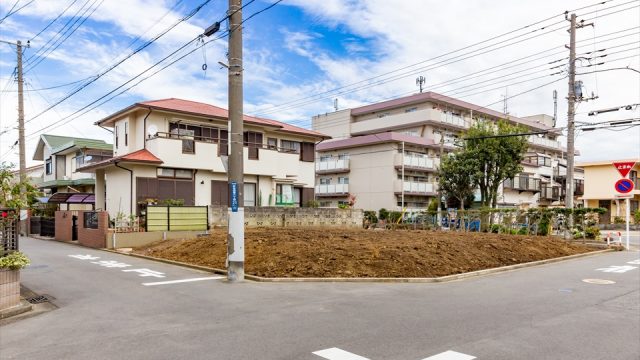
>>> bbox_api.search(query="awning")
[46,192,95,204]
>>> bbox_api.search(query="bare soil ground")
[133,228,598,278]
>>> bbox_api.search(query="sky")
[0,0,639,168]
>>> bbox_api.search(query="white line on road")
[421,350,476,360]
[142,276,225,286]
[313,347,370,360]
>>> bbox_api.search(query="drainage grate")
[26,295,50,304]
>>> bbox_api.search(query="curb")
[106,248,615,283]
[0,300,32,320]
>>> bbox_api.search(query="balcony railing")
[316,159,350,173]
[315,184,349,196]
[528,135,562,149]
[395,153,435,170]
[540,186,560,201]
[395,181,435,195]
[503,176,541,192]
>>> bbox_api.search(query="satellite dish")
[147,125,158,137]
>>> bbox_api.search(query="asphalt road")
[1,237,638,360]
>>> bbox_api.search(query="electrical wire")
[28,0,80,42]
[0,0,35,25]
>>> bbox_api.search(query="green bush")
[363,210,378,224]
[0,251,30,270]
[571,228,584,239]
[509,229,518,235]
[584,226,600,239]
[378,208,389,221]
[388,211,403,223]
[517,227,528,235]
[613,216,625,224]
[635,210,640,225]
[490,224,504,233]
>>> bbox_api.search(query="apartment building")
[79,98,328,218]
[579,159,639,224]
[32,134,113,196]
[312,91,583,212]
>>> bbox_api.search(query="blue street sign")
[615,178,634,194]
[230,181,239,212]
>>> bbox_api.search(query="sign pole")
[626,198,630,251]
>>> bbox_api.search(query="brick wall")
[210,206,363,228]
[0,269,20,311]
[77,211,109,248]
[54,211,73,242]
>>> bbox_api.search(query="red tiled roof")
[78,149,163,171]
[98,98,329,139]
[351,91,555,131]
[317,132,440,151]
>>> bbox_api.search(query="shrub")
[161,198,184,206]
[388,211,403,223]
[0,251,30,270]
[509,229,518,235]
[571,228,584,239]
[378,208,389,221]
[363,210,378,224]
[613,216,625,224]
[490,224,503,233]
[585,226,600,239]
[635,210,640,225]
[304,200,320,208]
[517,227,528,235]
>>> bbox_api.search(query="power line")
[28,0,80,42]
[0,0,35,25]
[3,75,98,92]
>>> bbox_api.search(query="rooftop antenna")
[552,90,558,127]
[333,98,338,111]
[416,76,426,93]
[502,87,509,115]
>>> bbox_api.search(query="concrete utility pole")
[436,133,444,227]
[17,40,26,182]
[401,141,405,211]
[227,0,244,282]
[566,13,577,220]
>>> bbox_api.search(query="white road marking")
[122,268,166,278]
[582,278,616,285]
[313,347,370,360]
[596,265,638,273]
[91,260,131,268]
[142,276,224,286]
[68,254,100,260]
[627,259,640,265]
[421,351,476,360]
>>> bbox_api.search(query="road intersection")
[1,237,638,359]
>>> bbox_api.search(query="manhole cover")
[26,295,50,304]
[582,279,616,285]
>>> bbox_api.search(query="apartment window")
[267,137,278,150]
[320,154,332,161]
[631,170,638,189]
[405,107,418,113]
[319,178,331,185]
[45,157,52,175]
[243,131,263,160]
[377,112,391,118]
[124,122,128,146]
[281,140,300,154]
[115,125,119,147]
[157,168,193,180]
[338,153,349,160]
[338,177,349,184]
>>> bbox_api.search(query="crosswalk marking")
[313,347,370,360]
[142,276,225,286]
[421,350,476,360]
[596,265,638,273]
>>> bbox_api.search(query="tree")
[438,151,476,212]
[0,162,40,210]
[465,120,529,208]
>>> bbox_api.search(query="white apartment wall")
[312,109,351,140]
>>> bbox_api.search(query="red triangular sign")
[613,162,636,178]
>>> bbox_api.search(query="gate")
[40,217,56,237]
[1,209,19,254]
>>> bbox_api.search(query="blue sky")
[0,0,639,167]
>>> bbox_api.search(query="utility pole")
[227,0,244,282]
[436,132,444,227]
[17,40,26,183]
[401,141,405,211]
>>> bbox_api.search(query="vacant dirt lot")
[133,228,598,278]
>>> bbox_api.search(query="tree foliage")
[438,151,476,211]
[464,120,529,208]
[0,162,41,209]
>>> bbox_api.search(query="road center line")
[142,276,225,286]
[421,350,476,360]
[313,347,370,360]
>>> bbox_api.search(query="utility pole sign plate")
[230,181,239,212]
[613,161,636,178]
[615,178,634,194]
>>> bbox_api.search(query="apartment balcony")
[394,153,436,172]
[560,179,584,197]
[503,176,541,193]
[315,184,349,197]
[351,108,469,135]
[540,186,560,201]
[528,135,562,150]
[394,181,436,196]
[315,159,350,174]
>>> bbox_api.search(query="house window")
[83,212,99,229]
[631,170,638,189]
[267,137,278,150]
[320,154,332,161]
[157,168,175,178]
[45,157,52,175]
[243,131,263,160]
[175,169,193,179]
[319,178,331,185]
[124,122,128,146]
[115,125,119,147]
[281,140,300,154]
[157,168,193,179]
[405,107,418,113]
[338,177,349,184]
[75,155,84,170]
[338,153,349,160]
[276,184,294,205]
[244,183,256,206]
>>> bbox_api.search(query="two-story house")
[312,91,583,212]
[79,98,329,218]
[32,134,113,208]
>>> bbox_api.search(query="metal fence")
[145,206,208,232]
[1,209,19,255]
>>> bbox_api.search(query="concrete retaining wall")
[105,230,208,249]
[210,206,363,228]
